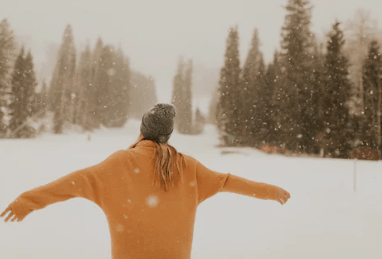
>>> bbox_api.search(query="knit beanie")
[140,103,176,143]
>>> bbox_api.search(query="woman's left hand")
[0,206,18,222]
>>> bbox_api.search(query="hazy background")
[1,0,382,112]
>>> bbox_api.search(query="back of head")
[140,103,176,144]
[129,103,186,192]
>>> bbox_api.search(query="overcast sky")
[1,0,382,108]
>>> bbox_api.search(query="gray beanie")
[140,103,176,143]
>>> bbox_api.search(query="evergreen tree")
[40,80,48,118]
[50,24,76,133]
[280,0,314,152]
[8,48,26,133]
[0,19,15,136]
[362,40,382,151]
[217,27,241,146]
[323,21,353,158]
[310,42,327,154]
[74,44,92,129]
[8,49,37,138]
[129,70,157,119]
[241,29,264,147]
[89,38,104,128]
[180,59,193,134]
[171,57,193,134]
[172,57,184,132]
[109,48,130,127]
[192,107,205,135]
[24,51,38,117]
[267,51,284,147]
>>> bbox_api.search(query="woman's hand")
[275,187,291,205]
[0,206,18,222]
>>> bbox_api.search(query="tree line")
[213,0,382,159]
[0,20,157,138]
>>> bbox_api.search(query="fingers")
[10,215,18,222]
[4,211,15,222]
[0,207,11,218]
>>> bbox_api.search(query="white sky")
[1,0,382,105]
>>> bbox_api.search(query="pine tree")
[181,59,193,134]
[192,107,205,135]
[50,24,76,133]
[241,29,264,147]
[280,0,314,152]
[362,40,382,151]
[8,49,37,138]
[323,21,353,158]
[267,51,284,147]
[217,27,241,146]
[0,19,15,136]
[75,44,92,130]
[109,48,130,127]
[40,80,48,118]
[129,70,157,119]
[172,57,184,132]
[89,38,104,128]
[171,57,193,134]
[8,48,26,133]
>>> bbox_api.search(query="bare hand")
[276,188,291,205]
[1,207,18,222]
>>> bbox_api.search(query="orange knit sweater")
[8,140,282,259]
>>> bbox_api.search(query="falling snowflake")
[189,181,195,187]
[134,168,140,174]
[146,195,159,207]
[71,181,75,185]
[128,199,131,203]
[115,224,125,233]
[123,214,128,219]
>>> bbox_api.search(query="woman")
[1,103,291,259]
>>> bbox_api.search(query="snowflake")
[146,195,159,207]
[115,224,125,233]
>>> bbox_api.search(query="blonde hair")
[129,134,187,192]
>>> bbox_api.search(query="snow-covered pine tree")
[217,26,241,146]
[280,0,314,152]
[74,44,92,130]
[0,19,15,137]
[8,49,37,138]
[50,24,76,133]
[323,21,353,158]
[8,48,26,133]
[171,57,193,134]
[362,40,382,151]
[110,48,130,128]
[241,29,265,147]
[129,70,157,119]
[180,59,193,134]
[89,38,104,129]
[172,57,184,132]
[24,51,38,117]
[267,51,284,147]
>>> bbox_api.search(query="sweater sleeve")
[195,160,279,205]
[8,150,124,221]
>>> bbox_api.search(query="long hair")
[129,134,187,192]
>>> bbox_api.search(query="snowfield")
[1,119,381,259]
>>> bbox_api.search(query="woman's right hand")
[275,187,291,205]
[1,206,18,222]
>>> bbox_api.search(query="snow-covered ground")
[1,119,381,259]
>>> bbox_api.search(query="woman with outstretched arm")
[1,103,291,259]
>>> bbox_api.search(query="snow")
[1,118,382,259]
